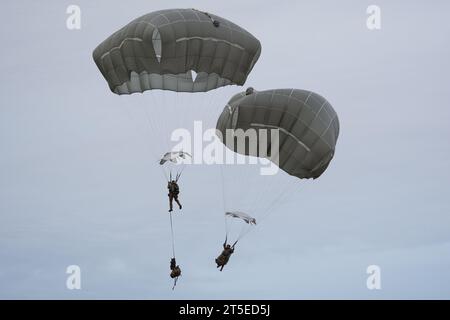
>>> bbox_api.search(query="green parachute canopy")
[93,8,261,94]
[216,88,340,179]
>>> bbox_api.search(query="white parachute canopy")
[159,151,192,165]
[159,151,192,182]
[225,211,257,225]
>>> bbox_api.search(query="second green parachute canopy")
[93,8,262,94]
[216,88,340,179]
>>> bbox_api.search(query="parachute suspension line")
[169,211,176,258]
[175,165,186,182]
[243,162,289,220]
[240,179,298,241]
[122,101,153,157]
[247,158,284,212]
[259,179,298,223]
[247,172,280,216]
[148,90,168,155]
[220,165,227,211]
[236,222,248,242]
[160,89,176,156]
[175,73,181,137]
[162,167,169,182]
[147,90,187,185]
[220,165,229,239]
[121,100,167,181]
[147,92,162,143]
[213,88,232,126]
[208,87,230,135]
[203,88,219,128]
[142,99,167,165]
[141,98,158,139]
[225,218,229,242]
[203,86,230,131]
[158,92,170,155]
[244,169,266,212]
[139,99,170,181]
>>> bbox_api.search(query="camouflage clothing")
[168,181,181,212]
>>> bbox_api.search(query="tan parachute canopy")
[93,8,261,94]
[216,88,340,179]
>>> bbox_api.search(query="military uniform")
[168,181,182,212]
[215,244,234,270]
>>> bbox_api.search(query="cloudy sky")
[1,0,450,299]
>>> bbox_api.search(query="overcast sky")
[1,0,450,299]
